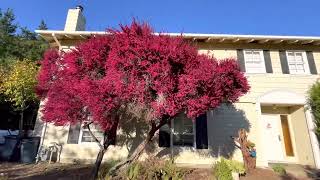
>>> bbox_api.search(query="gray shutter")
[196,113,208,149]
[158,124,170,147]
[279,50,290,74]
[306,51,317,74]
[263,50,273,73]
[67,122,81,144]
[236,49,246,72]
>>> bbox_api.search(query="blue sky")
[1,0,320,36]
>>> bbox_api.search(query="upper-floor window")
[286,51,310,74]
[244,50,266,73]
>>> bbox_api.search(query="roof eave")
[35,30,320,46]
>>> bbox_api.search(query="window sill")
[245,73,316,77]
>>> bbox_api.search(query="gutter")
[35,30,320,41]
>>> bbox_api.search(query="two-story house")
[34,6,320,169]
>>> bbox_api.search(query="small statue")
[231,129,256,173]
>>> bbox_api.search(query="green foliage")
[116,158,186,180]
[308,81,320,139]
[224,159,245,175]
[0,175,8,180]
[0,8,17,35]
[0,60,38,110]
[126,162,141,180]
[38,20,48,30]
[272,164,286,176]
[213,158,233,180]
[157,159,185,180]
[98,160,120,180]
[0,8,48,65]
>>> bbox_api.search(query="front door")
[262,114,284,162]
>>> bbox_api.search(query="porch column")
[256,102,269,167]
[305,106,320,169]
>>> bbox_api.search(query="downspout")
[35,100,48,163]
[52,33,62,50]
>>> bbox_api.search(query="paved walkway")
[269,163,320,180]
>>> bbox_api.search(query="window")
[286,51,309,74]
[79,122,104,143]
[244,50,266,73]
[172,114,195,147]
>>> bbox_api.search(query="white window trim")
[78,123,103,144]
[286,50,310,74]
[243,49,266,74]
[171,118,196,148]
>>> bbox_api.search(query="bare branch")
[83,121,103,149]
[82,121,93,128]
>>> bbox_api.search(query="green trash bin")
[2,135,18,161]
[20,137,40,163]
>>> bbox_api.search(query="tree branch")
[83,122,103,149]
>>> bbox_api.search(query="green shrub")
[214,158,233,180]
[0,174,8,180]
[159,159,185,180]
[272,164,286,176]
[225,159,245,175]
[308,82,320,139]
[126,162,141,180]
[117,157,186,180]
[98,159,120,180]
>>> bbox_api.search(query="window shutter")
[196,113,208,149]
[236,49,246,72]
[67,122,81,144]
[306,51,317,74]
[158,124,170,147]
[263,50,273,73]
[279,50,290,74]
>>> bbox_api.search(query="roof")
[36,30,320,46]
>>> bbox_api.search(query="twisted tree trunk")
[235,129,256,173]
[109,117,169,176]
[88,118,119,180]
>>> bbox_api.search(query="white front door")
[262,114,284,162]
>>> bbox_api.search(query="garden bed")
[0,162,315,180]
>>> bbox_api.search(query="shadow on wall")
[154,103,251,159]
[207,103,251,158]
[116,112,156,157]
[38,103,251,163]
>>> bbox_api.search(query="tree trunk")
[109,118,168,176]
[90,118,119,180]
[109,136,149,176]
[9,110,24,161]
[91,148,107,180]
[235,129,256,174]
[19,110,24,137]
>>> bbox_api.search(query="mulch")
[0,163,315,180]
[0,162,92,180]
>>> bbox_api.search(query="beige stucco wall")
[36,40,319,167]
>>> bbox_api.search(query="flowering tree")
[37,21,249,179]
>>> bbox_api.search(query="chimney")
[64,5,86,31]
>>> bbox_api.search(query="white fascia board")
[35,30,320,42]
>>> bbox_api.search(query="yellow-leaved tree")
[0,60,38,136]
